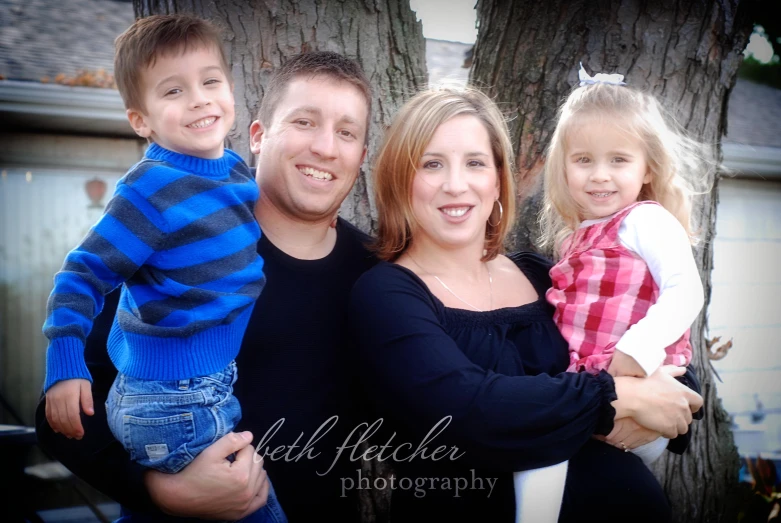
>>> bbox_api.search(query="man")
[35,51,377,522]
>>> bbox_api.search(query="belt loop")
[178,379,190,390]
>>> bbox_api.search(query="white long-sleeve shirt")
[578,204,704,376]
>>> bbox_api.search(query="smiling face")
[565,119,651,220]
[249,76,368,222]
[410,115,500,251]
[127,45,235,159]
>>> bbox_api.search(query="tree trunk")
[470,1,754,521]
[133,0,426,234]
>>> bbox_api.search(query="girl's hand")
[613,366,703,439]
[607,350,646,377]
[603,417,662,450]
[45,379,94,439]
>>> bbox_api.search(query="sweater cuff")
[44,337,92,392]
[593,370,618,436]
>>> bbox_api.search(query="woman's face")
[410,115,500,252]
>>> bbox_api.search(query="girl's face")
[564,119,651,220]
[410,115,500,252]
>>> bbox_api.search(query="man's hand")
[607,350,646,378]
[146,431,269,520]
[45,379,94,439]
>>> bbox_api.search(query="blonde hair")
[373,87,516,262]
[539,83,713,254]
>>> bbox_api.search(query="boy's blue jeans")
[106,361,286,523]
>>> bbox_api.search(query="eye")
[164,88,182,96]
[423,160,442,170]
[575,156,590,164]
[204,78,221,86]
[294,119,313,127]
[612,156,627,163]
[467,159,486,168]
[338,129,355,139]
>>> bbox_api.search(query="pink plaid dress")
[546,201,692,374]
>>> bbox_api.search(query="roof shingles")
[1,1,778,149]
[0,0,134,82]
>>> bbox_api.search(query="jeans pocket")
[123,412,196,473]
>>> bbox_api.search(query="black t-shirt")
[235,219,376,521]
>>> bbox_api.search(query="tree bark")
[470,1,754,521]
[133,0,427,233]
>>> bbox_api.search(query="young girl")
[512,65,708,522]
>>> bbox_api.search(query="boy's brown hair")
[114,14,231,112]
[258,51,372,140]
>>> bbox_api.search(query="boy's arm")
[36,288,161,513]
[612,204,705,377]
[43,181,166,391]
[35,370,161,513]
[36,289,269,518]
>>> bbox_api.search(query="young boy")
[43,14,285,522]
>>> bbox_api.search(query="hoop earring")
[487,199,503,228]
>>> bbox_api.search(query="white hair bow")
[578,62,626,87]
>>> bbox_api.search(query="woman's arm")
[350,263,702,472]
[350,264,618,472]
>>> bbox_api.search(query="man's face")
[128,46,235,160]
[250,76,368,222]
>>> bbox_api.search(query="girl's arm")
[611,204,705,377]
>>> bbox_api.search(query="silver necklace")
[408,255,493,312]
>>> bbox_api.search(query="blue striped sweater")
[43,143,265,391]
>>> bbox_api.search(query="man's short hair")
[114,14,232,112]
[258,51,372,139]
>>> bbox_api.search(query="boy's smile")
[127,46,235,159]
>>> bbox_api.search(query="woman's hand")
[145,431,269,520]
[596,417,662,450]
[613,366,703,439]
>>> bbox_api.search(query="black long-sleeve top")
[348,252,701,521]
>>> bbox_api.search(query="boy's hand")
[45,379,94,439]
[608,350,646,378]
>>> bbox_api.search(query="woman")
[348,88,702,522]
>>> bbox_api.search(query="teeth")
[300,167,333,181]
[590,192,613,198]
[441,207,469,217]
[188,117,216,129]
